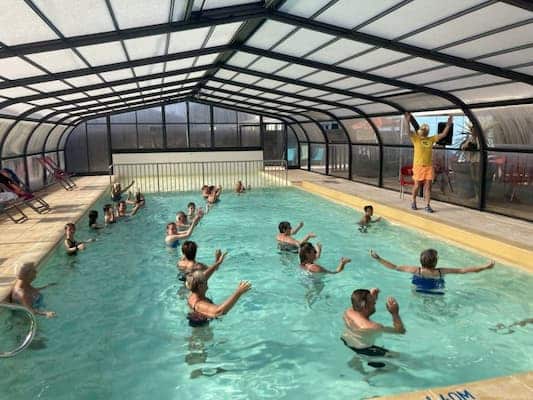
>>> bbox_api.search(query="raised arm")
[369,250,417,273]
[404,112,415,137]
[381,297,405,334]
[194,281,251,318]
[440,260,495,275]
[292,221,304,235]
[298,232,316,245]
[203,250,227,281]
[178,215,200,239]
[121,180,135,194]
[317,257,351,274]
[436,116,453,142]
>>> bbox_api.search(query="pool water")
[1,187,532,399]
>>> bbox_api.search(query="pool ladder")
[0,303,37,358]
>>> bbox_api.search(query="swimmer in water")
[369,249,495,295]
[341,288,405,358]
[165,216,200,248]
[358,205,381,233]
[177,241,227,282]
[276,221,315,252]
[299,242,351,274]
[10,262,56,318]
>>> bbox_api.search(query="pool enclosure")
[0,0,532,220]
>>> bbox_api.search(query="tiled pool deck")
[0,172,531,399]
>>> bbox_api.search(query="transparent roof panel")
[168,28,210,53]
[371,58,445,79]
[203,0,259,9]
[29,80,71,92]
[279,0,331,18]
[314,0,400,29]
[125,34,167,60]
[0,1,57,45]
[0,103,35,116]
[276,64,319,79]
[248,57,289,73]
[27,49,87,73]
[246,21,296,49]
[477,47,533,69]
[300,122,325,142]
[34,0,115,37]
[307,39,372,65]
[339,48,408,72]
[442,24,533,60]
[360,0,487,39]
[273,28,335,58]
[402,3,531,49]
[100,68,135,82]
[0,87,39,98]
[111,0,171,29]
[134,63,165,77]
[429,75,509,92]
[227,52,259,68]
[0,57,44,79]
[77,41,127,65]
[65,74,104,87]
[381,92,454,110]
[165,57,196,72]
[302,71,345,85]
[453,82,533,104]
[206,22,242,47]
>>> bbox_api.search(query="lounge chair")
[0,169,50,214]
[0,186,28,223]
[38,157,76,190]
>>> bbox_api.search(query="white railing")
[111,159,288,193]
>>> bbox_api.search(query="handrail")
[0,303,37,358]
[110,159,288,193]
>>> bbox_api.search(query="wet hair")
[89,210,98,225]
[166,222,176,231]
[17,262,36,280]
[186,270,207,293]
[420,249,439,269]
[208,185,215,192]
[176,211,186,221]
[118,200,126,207]
[187,202,196,209]
[103,204,112,213]
[299,242,316,264]
[278,221,291,233]
[64,222,75,231]
[351,289,371,311]
[364,205,373,213]
[201,185,208,190]
[181,240,197,260]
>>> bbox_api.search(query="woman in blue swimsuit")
[369,249,495,295]
[10,262,56,318]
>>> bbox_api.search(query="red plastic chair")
[400,165,414,198]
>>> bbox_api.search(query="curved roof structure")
[1,1,532,124]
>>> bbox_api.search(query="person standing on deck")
[404,113,452,213]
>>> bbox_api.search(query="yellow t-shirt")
[411,135,438,166]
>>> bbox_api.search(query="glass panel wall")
[340,118,378,143]
[352,145,380,185]
[300,143,309,170]
[328,144,349,178]
[310,143,326,174]
[287,127,299,167]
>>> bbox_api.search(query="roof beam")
[499,0,533,12]
[220,63,405,111]
[270,10,533,86]
[209,76,362,114]
[0,45,231,90]
[0,3,266,59]
[0,64,216,108]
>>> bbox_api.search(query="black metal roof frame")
[0,0,531,167]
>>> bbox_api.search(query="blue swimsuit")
[412,268,445,295]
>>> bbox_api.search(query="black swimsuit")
[187,297,213,327]
[66,238,78,255]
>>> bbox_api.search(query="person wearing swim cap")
[341,288,405,359]
[404,112,452,213]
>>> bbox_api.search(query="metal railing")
[110,159,288,193]
[0,303,37,358]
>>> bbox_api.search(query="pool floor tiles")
[0,176,110,301]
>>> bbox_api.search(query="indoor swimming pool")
[1,187,532,400]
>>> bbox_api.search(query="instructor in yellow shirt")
[404,113,452,213]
